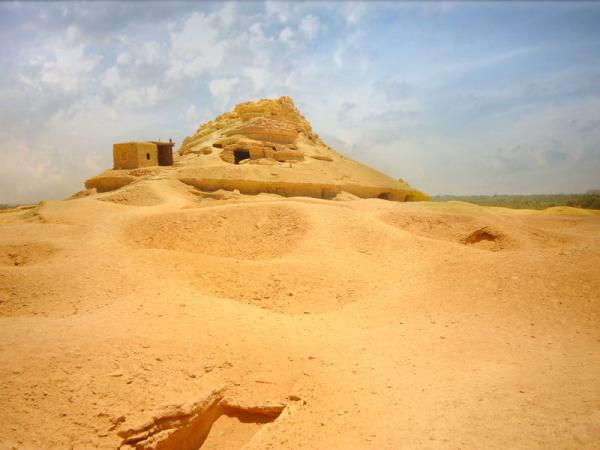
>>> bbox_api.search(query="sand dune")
[1,180,599,449]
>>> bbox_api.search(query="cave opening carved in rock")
[233,149,250,165]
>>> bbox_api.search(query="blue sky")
[1,1,599,203]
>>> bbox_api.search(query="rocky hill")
[85,96,428,202]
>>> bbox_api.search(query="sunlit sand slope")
[0,183,599,449]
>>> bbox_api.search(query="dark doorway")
[234,149,250,164]
[157,144,174,166]
[146,153,150,160]
[378,192,392,200]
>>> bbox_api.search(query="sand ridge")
[126,203,308,260]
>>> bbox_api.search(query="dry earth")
[1,179,599,449]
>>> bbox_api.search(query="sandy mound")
[381,212,515,251]
[378,206,578,252]
[543,206,600,216]
[126,203,308,260]
[379,210,510,251]
[185,258,371,314]
[461,226,506,251]
[98,181,165,207]
[0,242,56,266]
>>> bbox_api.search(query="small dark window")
[146,153,150,160]
[233,149,250,164]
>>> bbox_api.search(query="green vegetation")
[432,193,600,210]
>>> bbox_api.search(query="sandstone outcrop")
[226,117,299,144]
[84,96,428,201]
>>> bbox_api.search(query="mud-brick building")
[113,141,174,170]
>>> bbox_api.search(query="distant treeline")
[432,193,600,210]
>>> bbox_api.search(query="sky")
[1,1,599,204]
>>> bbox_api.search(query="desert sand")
[1,98,600,449]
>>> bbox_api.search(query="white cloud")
[101,66,120,89]
[209,77,239,99]
[0,139,70,203]
[299,15,321,39]
[331,26,366,71]
[249,22,264,39]
[166,8,233,80]
[115,84,159,107]
[138,41,161,65]
[116,52,131,65]
[100,56,164,107]
[30,26,99,93]
[38,42,99,93]
[333,43,345,68]
[265,1,290,23]
[279,27,294,44]
[100,41,168,106]
[341,3,367,25]
[359,57,369,77]
[215,2,237,29]
[183,104,198,122]
[243,67,271,92]
[0,96,128,203]
[65,25,80,42]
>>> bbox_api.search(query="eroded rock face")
[179,96,320,158]
[233,96,316,140]
[226,117,298,144]
[216,138,304,165]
